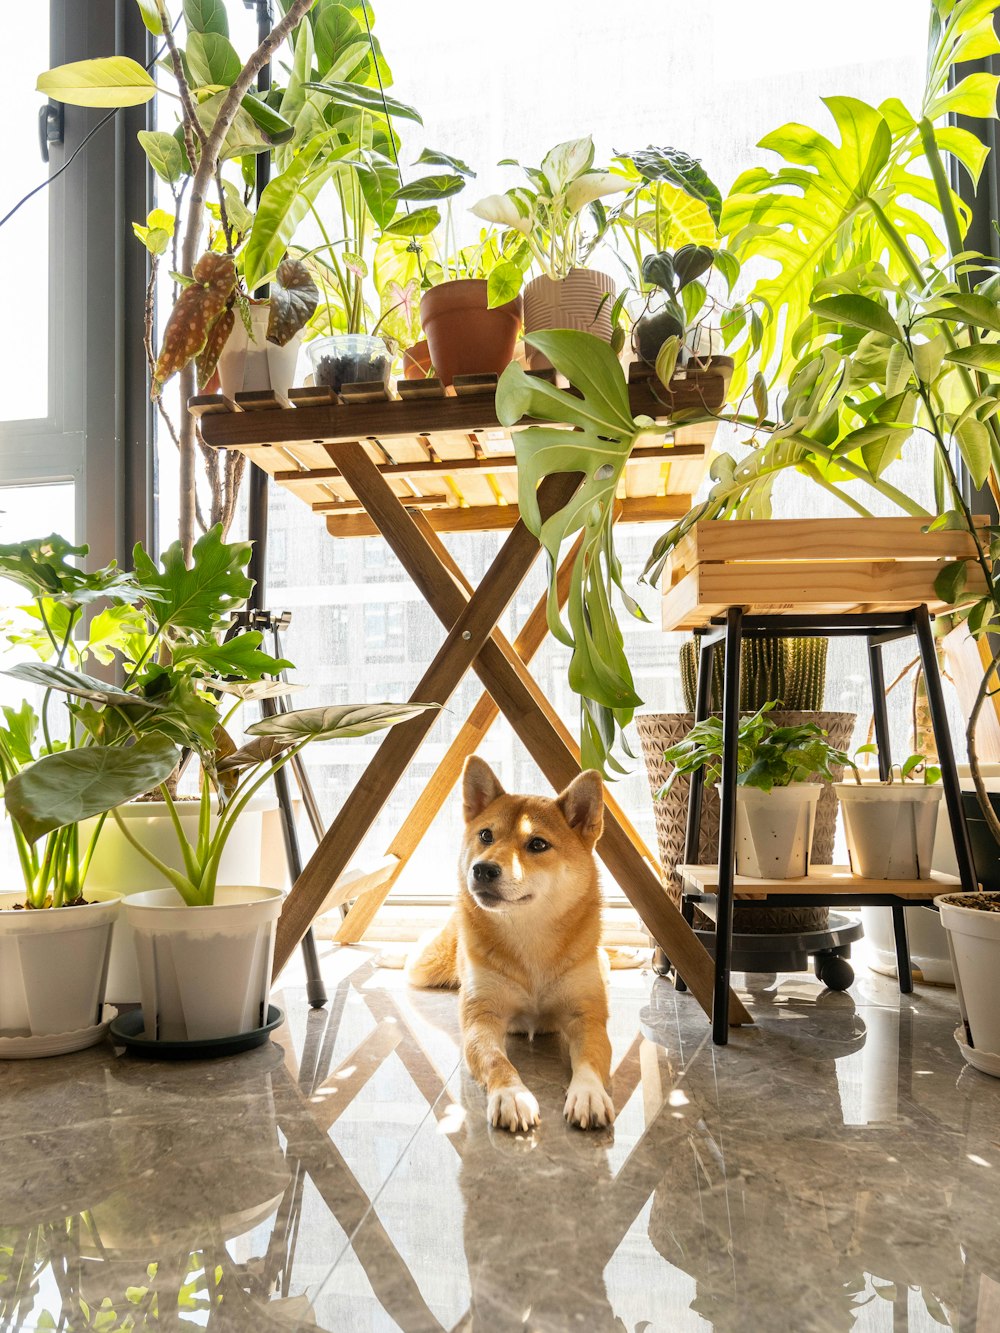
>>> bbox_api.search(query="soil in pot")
[307,334,391,392]
[419,279,522,387]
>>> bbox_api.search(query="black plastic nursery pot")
[633,308,684,364]
[961,790,1000,890]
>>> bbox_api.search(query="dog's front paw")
[488,1083,540,1132]
[564,1071,615,1129]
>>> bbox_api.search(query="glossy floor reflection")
[2,942,999,1332]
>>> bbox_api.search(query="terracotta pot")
[419,279,522,387]
[522,268,617,370]
[403,339,433,380]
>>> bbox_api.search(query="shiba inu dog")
[407,756,614,1133]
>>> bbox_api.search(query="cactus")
[680,635,828,711]
[784,637,828,711]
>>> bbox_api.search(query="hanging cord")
[0,19,183,232]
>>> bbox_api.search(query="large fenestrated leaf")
[246,701,439,744]
[4,735,180,843]
[37,57,156,108]
[1,662,160,707]
[0,535,136,606]
[497,330,653,772]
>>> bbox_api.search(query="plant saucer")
[109,1005,284,1060]
[954,1024,1000,1078]
[0,1005,118,1060]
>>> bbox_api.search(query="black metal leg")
[676,634,716,995]
[891,903,914,994]
[713,609,743,1044]
[914,604,979,892]
[867,638,893,780]
[869,637,914,993]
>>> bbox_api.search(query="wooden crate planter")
[661,517,987,631]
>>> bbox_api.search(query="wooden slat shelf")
[662,516,987,630]
[678,863,959,901]
[193,358,733,540]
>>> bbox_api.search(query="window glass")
[0,11,50,423]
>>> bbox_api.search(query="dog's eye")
[478,828,493,845]
[527,836,550,853]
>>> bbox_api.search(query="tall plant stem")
[176,0,317,560]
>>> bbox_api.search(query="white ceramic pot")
[726,783,821,879]
[522,268,617,370]
[836,782,942,879]
[217,303,303,397]
[0,890,119,1046]
[862,765,1000,985]
[81,795,276,1005]
[936,891,1000,1070]
[125,885,283,1043]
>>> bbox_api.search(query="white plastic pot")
[837,782,942,879]
[125,885,283,1043]
[0,890,119,1046]
[863,764,1000,985]
[936,891,1000,1071]
[726,783,821,879]
[217,303,303,397]
[81,795,276,1005]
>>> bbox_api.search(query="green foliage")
[497,330,649,773]
[659,703,851,794]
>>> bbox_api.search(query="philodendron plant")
[1,528,434,908]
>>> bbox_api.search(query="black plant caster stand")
[678,604,979,1045]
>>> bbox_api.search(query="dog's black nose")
[472,860,501,883]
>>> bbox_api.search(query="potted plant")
[658,704,852,879]
[471,136,627,369]
[214,255,320,398]
[0,537,180,1053]
[631,246,717,364]
[2,529,435,1048]
[836,748,944,880]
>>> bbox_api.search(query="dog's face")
[459,757,604,915]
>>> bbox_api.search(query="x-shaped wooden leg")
[273,442,751,1028]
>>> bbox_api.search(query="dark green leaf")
[357,159,401,231]
[5,735,180,842]
[302,80,423,125]
[623,145,723,225]
[934,559,969,605]
[1,662,160,707]
[392,173,466,203]
[132,525,252,635]
[170,631,292,681]
[414,147,475,177]
[267,257,320,347]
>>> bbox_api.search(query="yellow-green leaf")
[37,57,156,107]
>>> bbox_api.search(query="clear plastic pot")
[306,334,391,392]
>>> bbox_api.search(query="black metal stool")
[673,604,978,1044]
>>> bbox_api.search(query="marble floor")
[2,941,999,1333]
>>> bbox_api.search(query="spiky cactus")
[680,636,828,711]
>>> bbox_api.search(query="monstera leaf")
[722,0,997,385]
[497,331,655,773]
[5,735,180,843]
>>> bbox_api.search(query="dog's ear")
[463,756,505,822]
[557,770,604,846]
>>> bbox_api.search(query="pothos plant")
[0,528,435,908]
[470,136,628,298]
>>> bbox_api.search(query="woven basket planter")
[636,711,856,933]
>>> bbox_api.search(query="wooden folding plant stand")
[662,516,983,1044]
[193,358,751,1029]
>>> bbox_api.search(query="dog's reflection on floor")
[453,1032,622,1333]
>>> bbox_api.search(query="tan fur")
[407,756,614,1132]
